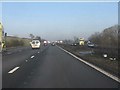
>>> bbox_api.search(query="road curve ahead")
[2,45,119,88]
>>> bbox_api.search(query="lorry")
[0,22,6,52]
[0,22,3,52]
[79,38,85,45]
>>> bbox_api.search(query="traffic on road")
[0,1,119,89]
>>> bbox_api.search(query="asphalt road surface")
[2,45,119,88]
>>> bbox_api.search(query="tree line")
[88,25,119,48]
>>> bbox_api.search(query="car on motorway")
[71,43,77,46]
[43,40,48,46]
[30,39,41,49]
[51,42,55,46]
[87,43,95,48]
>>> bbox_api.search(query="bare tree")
[88,25,118,48]
[88,32,101,45]
[35,36,41,42]
[74,36,79,43]
[29,34,34,40]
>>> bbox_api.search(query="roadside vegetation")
[88,25,119,59]
[3,34,42,48]
[58,25,119,77]
[5,36,31,48]
[89,25,118,48]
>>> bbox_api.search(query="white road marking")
[8,67,20,74]
[31,55,35,59]
[57,45,120,83]
[26,60,28,62]
[38,52,40,53]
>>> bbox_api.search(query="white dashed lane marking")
[8,67,20,74]
[31,56,35,59]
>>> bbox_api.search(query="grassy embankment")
[4,36,31,48]
[58,44,119,77]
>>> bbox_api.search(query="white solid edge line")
[8,67,20,74]
[57,45,120,83]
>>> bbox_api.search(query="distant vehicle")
[79,38,85,46]
[87,40,95,48]
[30,40,41,49]
[88,43,94,46]
[87,43,95,48]
[71,43,77,46]
[51,42,55,46]
[0,22,6,51]
[43,40,48,46]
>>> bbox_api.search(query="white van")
[30,40,41,49]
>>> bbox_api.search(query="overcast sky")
[1,1,118,41]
